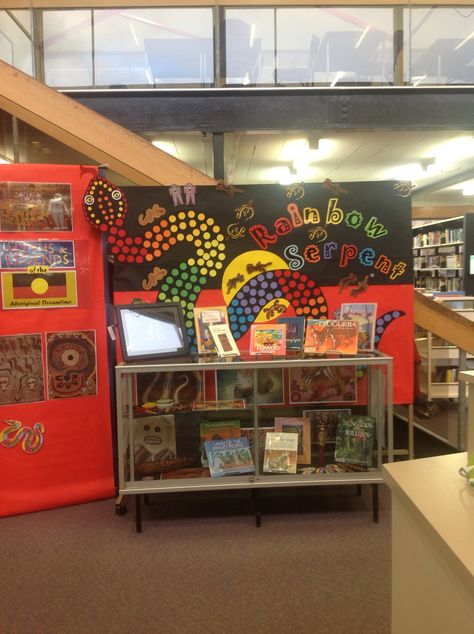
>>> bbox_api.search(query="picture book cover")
[194,306,229,354]
[303,408,351,444]
[134,414,177,465]
[199,419,241,466]
[249,323,286,355]
[277,316,305,350]
[263,431,299,474]
[240,426,275,467]
[303,319,359,355]
[340,303,377,352]
[334,415,376,468]
[204,437,255,477]
[215,367,284,405]
[274,417,312,464]
[209,322,240,357]
[289,365,357,403]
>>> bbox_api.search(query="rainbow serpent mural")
[82,177,402,352]
[0,419,44,454]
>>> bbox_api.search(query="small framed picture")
[209,323,240,358]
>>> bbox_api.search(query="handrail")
[0,60,216,186]
[414,291,474,356]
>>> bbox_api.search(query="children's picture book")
[274,417,312,464]
[204,437,255,477]
[199,419,241,466]
[240,426,275,468]
[208,322,240,357]
[277,316,305,350]
[304,319,359,355]
[134,414,177,466]
[263,431,299,474]
[303,408,351,444]
[249,323,286,355]
[194,306,229,354]
[289,365,357,403]
[215,367,284,405]
[340,303,377,352]
[334,415,376,468]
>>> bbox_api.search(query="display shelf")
[116,351,393,531]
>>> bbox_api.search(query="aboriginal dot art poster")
[0,164,114,517]
[83,178,414,405]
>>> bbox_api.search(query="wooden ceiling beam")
[412,206,473,220]
[0,60,216,186]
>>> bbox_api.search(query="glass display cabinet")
[115,351,393,532]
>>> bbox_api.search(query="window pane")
[224,9,274,85]
[276,7,393,86]
[407,7,474,85]
[94,8,214,87]
[0,10,33,75]
[43,10,93,88]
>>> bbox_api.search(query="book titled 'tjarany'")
[204,437,255,477]
[334,415,376,468]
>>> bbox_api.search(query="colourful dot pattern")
[374,310,405,346]
[83,177,127,232]
[227,269,328,339]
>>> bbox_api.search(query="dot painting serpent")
[0,419,44,454]
[82,177,401,350]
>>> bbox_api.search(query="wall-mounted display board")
[83,178,414,403]
[0,164,114,517]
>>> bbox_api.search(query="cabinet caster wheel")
[115,505,127,516]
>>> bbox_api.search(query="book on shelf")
[194,306,229,355]
[241,426,275,467]
[340,303,377,352]
[204,437,255,477]
[263,431,299,474]
[208,322,240,357]
[160,467,211,480]
[277,316,306,350]
[274,416,312,464]
[134,414,177,467]
[334,415,376,468]
[303,408,351,444]
[199,419,241,466]
[303,319,359,355]
[249,323,286,355]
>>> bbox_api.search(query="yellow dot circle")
[170,225,178,233]
[203,232,211,240]
[197,258,205,266]
[206,217,214,226]
[188,210,195,218]
[186,234,194,242]
[218,253,226,260]
[188,258,195,266]
[204,241,211,249]
[203,253,210,261]
[210,249,217,257]
[177,233,184,241]
[196,248,204,256]
[209,269,217,277]
[179,222,187,230]
[200,267,208,275]
[194,239,202,247]
[178,212,186,220]
[218,243,225,251]
[197,213,206,221]
[189,219,197,227]
[200,224,207,232]
[192,228,200,237]
[31,278,48,295]
[215,262,223,270]
[213,226,220,233]
[169,215,176,223]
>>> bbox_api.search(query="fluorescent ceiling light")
[355,26,370,49]
[455,31,474,50]
[152,140,179,158]
[386,163,424,181]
